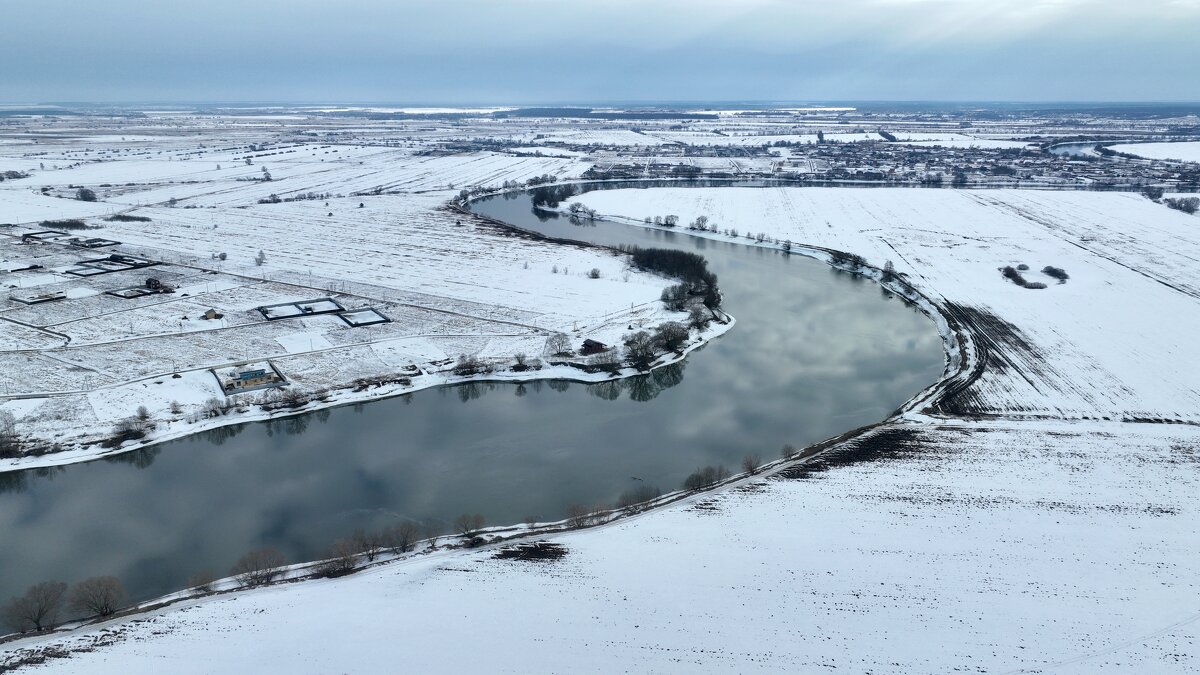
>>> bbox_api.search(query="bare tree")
[653,322,690,352]
[186,570,215,593]
[423,521,443,549]
[70,576,126,618]
[230,548,286,587]
[316,538,359,577]
[588,349,621,374]
[742,453,762,475]
[2,581,67,632]
[255,249,267,266]
[660,283,690,312]
[76,187,97,202]
[623,331,656,371]
[0,410,18,457]
[384,521,420,554]
[1141,186,1165,201]
[453,513,485,539]
[682,465,731,491]
[545,332,571,356]
[351,529,384,562]
[881,260,897,283]
[687,305,711,330]
[565,503,591,529]
[615,484,662,510]
[780,444,798,459]
[452,354,485,376]
[565,503,606,528]
[513,352,528,369]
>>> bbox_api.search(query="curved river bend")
[0,187,945,604]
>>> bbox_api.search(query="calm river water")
[0,186,944,604]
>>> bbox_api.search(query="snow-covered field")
[0,127,690,465]
[4,114,1200,673]
[5,422,1197,673]
[1109,141,1200,163]
[570,187,1200,421]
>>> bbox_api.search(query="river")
[0,185,945,606]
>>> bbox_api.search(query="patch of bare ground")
[930,302,1040,416]
[491,542,568,562]
[774,427,925,480]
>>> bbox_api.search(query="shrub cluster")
[1002,266,1047,290]
[38,218,92,231]
[1041,266,1069,283]
[830,250,868,270]
[1165,197,1199,214]
[683,465,731,490]
[453,354,490,376]
[620,246,720,308]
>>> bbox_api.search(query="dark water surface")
[0,186,944,604]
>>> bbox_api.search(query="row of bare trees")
[2,576,126,633]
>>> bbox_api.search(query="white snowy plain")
[0,139,699,466]
[3,114,1200,673]
[1109,140,1200,163]
[4,184,1199,674]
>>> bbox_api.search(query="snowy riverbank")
[0,313,735,473]
[8,185,1198,673]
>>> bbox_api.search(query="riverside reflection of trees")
[652,362,685,389]
[102,445,161,470]
[457,382,498,403]
[529,184,579,209]
[205,422,248,444]
[0,470,28,495]
[0,466,64,495]
[626,375,659,402]
[587,380,622,401]
[262,408,333,437]
[583,362,686,403]
[264,416,307,437]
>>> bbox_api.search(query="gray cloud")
[2,1,1197,103]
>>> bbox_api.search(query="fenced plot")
[105,286,161,299]
[66,237,120,249]
[10,290,67,305]
[65,254,160,277]
[257,298,345,321]
[337,308,392,327]
[19,230,68,242]
[212,361,288,395]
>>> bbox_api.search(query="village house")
[580,339,609,356]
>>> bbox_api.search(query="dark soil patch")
[930,302,1046,416]
[776,427,923,479]
[492,542,567,562]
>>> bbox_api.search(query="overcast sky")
[3,0,1198,103]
